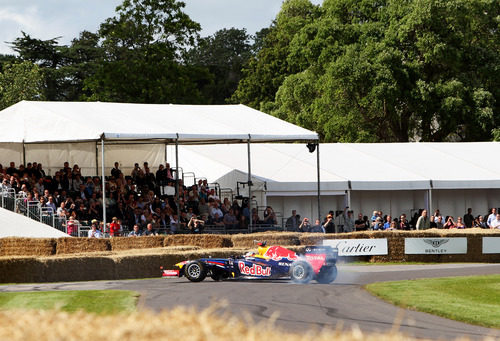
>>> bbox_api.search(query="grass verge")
[0,290,139,314]
[365,274,500,329]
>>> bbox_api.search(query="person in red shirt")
[109,217,121,237]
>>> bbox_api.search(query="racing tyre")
[290,260,313,284]
[315,265,337,284]
[184,261,207,282]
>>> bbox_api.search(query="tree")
[235,0,500,142]
[0,61,44,110]
[185,28,253,104]
[84,0,207,103]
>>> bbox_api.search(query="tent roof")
[0,101,318,143]
[178,142,500,191]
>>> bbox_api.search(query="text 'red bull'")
[238,263,271,276]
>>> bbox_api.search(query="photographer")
[297,217,311,232]
[323,213,336,233]
[188,216,205,234]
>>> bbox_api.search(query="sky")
[0,0,322,55]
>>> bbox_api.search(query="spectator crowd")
[0,161,279,237]
[1,161,499,237]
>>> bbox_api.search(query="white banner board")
[323,239,388,256]
[405,238,467,254]
[482,237,500,254]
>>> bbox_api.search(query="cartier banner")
[323,239,388,256]
[405,238,467,254]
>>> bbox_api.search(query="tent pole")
[22,140,26,168]
[247,136,252,233]
[175,137,179,204]
[316,142,321,222]
[164,143,168,164]
[101,138,106,234]
[95,142,99,176]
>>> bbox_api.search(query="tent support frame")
[247,136,252,233]
[101,138,106,235]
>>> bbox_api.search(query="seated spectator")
[310,219,325,233]
[188,216,205,233]
[212,212,225,227]
[383,215,392,230]
[444,216,456,229]
[109,217,121,237]
[128,224,142,237]
[455,216,465,229]
[221,208,236,229]
[372,217,383,230]
[435,215,444,229]
[169,214,179,234]
[387,221,397,230]
[429,215,437,228]
[66,215,78,236]
[298,217,311,232]
[88,223,101,238]
[143,223,158,236]
[262,206,277,226]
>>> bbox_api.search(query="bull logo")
[423,239,449,248]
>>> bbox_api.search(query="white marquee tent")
[171,143,500,223]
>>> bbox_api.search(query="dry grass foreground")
[0,304,485,341]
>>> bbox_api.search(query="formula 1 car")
[161,243,338,284]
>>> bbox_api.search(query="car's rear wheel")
[315,265,337,284]
[184,261,207,282]
[290,260,313,284]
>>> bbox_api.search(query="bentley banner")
[482,237,500,254]
[404,237,467,254]
[323,239,388,256]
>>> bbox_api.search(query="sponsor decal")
[482,237,500,254]
[162,269,179,277]
[305,253,326,273]
[278,262,291,266]
[263,246,298,261]
[238,262,271,276]
[323,239,388,256]
[405,238,467,254]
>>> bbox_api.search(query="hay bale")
[231,232,300,248]
[56,237,110,255]
[110,236,165,251]
[164,234,233,249]
[40,256,117,282]
[0,257,44,283]
[0,238,56,257]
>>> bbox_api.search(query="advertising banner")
[482,237,500,254]
[323,239,388,256]
[405,238,467,254]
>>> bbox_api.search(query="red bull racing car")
[161,243,338,284]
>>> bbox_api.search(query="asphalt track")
[1,263,500,340]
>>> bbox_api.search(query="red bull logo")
[238,262,271,276]
[264,246,298,261]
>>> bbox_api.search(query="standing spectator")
[310,219,325,233]
[342,208,355,233]
[383,215,392,230]
[262,206,277,226]
[355,213,368,231]
[143,223,158,236]
[188,217,205,234]
[444,216,456,229]
[285,210,300,231]
[111,162,122,179]
[435,215,444,228]
[416,210,430,230]
[487,208,497,228]
[128,224,142,237]
[297,217,311,232]
[475,215,488,229]
[463,208,474,228]
[398,214,410,230]
[323,213,336,233]
[88,223,102,238]
[109,217,121,237]
[433,209,443,223]
[490,214,500,229]
[66,215,78,236]
[223,208,238,229]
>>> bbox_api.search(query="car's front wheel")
[315,265,337,284]
[184,261,207,282]
[290,260,313,284]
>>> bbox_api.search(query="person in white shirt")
[487,208,497,228]
[489,214,500,229]
[88,224,102,238]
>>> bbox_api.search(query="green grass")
[0,290,139,314]
[366,274,500,329]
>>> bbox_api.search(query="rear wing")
[304,245,338,259]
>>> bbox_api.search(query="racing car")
[161,243,338,284]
